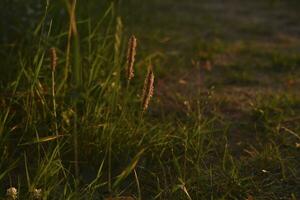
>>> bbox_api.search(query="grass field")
[0,0,299,199]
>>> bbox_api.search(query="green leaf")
[113,149,145,189]
[18,135,67,146]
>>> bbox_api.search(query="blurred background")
[121,0,300,116]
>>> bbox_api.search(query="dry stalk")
[50,47,58,134]
[50,47,60,162]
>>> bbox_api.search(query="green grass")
[0,0,300,199]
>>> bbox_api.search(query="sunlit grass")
[0,0,299,199]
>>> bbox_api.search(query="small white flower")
[6,187,17,199]
[33,188,42,199]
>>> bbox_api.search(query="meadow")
[0,0,299,199]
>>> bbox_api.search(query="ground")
[122,0,300,198]
[123,0,300,147]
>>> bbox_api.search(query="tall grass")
[0,0,157,199]
[0,0,299,199]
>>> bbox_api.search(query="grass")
[0,0,300,199]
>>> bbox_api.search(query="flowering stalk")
[126,35,137,85]
[142,65,155,112]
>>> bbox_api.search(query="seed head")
[6,187,17,200]
[126,35,137,81]
[142,65,155,112]
[33,188,42,199]
[50,47,57,71]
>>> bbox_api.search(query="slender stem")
[51,66,62,162]
[108,130,112,192]
[57,22,71,93]
[73,108,79,188]
[52,70,59,137]
[134,169,142,200]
